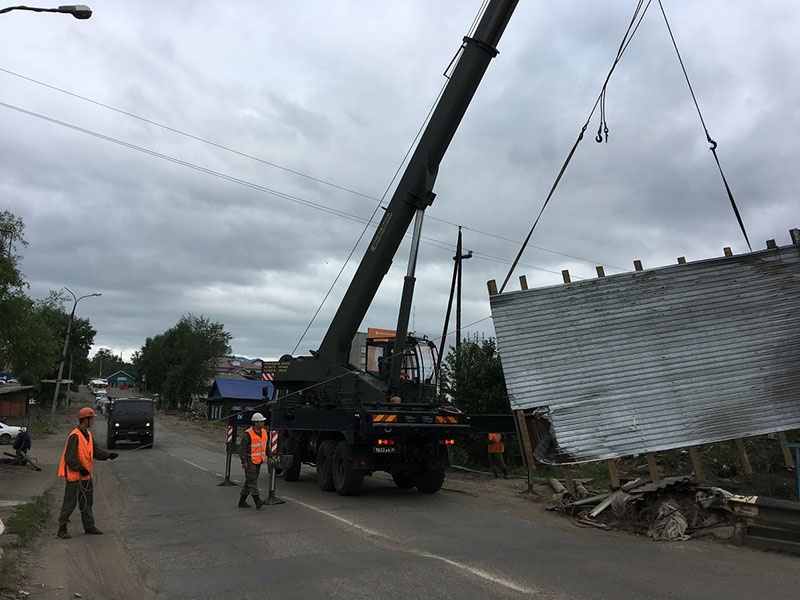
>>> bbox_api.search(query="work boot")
[57,525,71,539]
[85,527,103,535]
[253,495,265,510]
[238,495,251,508]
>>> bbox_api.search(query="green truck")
[106,397,155,449]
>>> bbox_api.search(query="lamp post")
[49,287,101,426]
[0,4,92,18]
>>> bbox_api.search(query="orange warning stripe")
[372,414,398,423]
[435,415,459,424]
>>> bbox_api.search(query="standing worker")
[488,432,508,479]
[13,426,32,459]
[238,412,268,509]
[56,407,118,539]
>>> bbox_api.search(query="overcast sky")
[2,1,797,363]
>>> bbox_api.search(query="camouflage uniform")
[238,428,263,499]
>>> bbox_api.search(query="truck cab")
[106,397,155,449]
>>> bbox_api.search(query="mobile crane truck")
[269,0,518,495]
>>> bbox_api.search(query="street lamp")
[49,287,101,426]
[0,4,91,18]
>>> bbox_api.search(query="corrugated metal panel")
[489,242,800,465]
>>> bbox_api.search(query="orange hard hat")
[78,407,96,419]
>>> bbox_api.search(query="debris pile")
[546,475,736,541]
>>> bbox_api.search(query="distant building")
[105,370,136,390]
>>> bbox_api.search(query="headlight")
[145,422,151,427]
[114,422,120,428]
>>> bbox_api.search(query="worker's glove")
[241,462,247,470]
[108,453,119,460]
[79,468,91,477]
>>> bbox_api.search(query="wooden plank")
[689,446,706,482]
[735,438,754,475]
[723,247,733,257]
[514,409,537,473]
[778,432,796,468]
[519,275,528,290]
[561,270,571,283]
[646,453,660,483]
[633,260,643,271]
[562,466,576,495]
[677,256,686,264]
[596,266,605,277]
[607,459,620,489]
[487,279,498,296]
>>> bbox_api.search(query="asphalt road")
[90,418,800,600]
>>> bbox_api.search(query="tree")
[90,348,133,380]
[440,337,512,466]
[136,314,231,410]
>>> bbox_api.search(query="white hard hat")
[251,412,266,422]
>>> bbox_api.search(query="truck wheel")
[415,468,445,493]
[283,447,302,481]
[392,472,415,489]
[316,439,336,491]
[332,440,364,496]
[106,437,116,450]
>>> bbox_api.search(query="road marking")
[287,497,541,595]
[182,459,209,472]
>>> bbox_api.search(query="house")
[214,356,263,380]
[0,385,33,422]
[105,370,136,390]
[206,377,274,421]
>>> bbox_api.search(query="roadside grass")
[0,493,51,592]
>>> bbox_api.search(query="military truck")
[106,397,155,449]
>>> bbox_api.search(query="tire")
[316,439,337,491]
[0,434,10,445]
[283,446,302,482]
[415,468,445,493]
[106,436,116,450]
[332,440,364,496]
[392,472,416,489]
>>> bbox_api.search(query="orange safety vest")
[246,427,268,464]
[58,428,94,481]
[488,433,504,454]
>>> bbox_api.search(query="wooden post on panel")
[677,256,686,264]
[633,260,643,271]
[561,270,571,283]
[596,266,605,277]
[723,247,733,257]
[487,279,498,296]
[514,410,538,495]
[778,432,796,468]
[562,466,576,495]
[519,275,528,290]
[607,459,620,489]
[734,438,754,475]
[646,453,660,484]
[689,446,707,482]
[514,410,537,472]
[766,239,777,249]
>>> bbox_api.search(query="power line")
[0,67,623,273]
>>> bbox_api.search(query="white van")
[88,379,108,394]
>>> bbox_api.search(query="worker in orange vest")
[56,407,118,539]
[238,412,268,509]
[488,432,508,479]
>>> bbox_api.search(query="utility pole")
[49,288,101,426]
[437,227,473,373]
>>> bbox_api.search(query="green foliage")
[90,347,134,380]
[440,337,511,465]
[135,314,231,410]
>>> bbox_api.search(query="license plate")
[373,447,397,454]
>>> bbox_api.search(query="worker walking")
[488,432,508,479]
[56,407,118,539]
[238,412,268,509]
